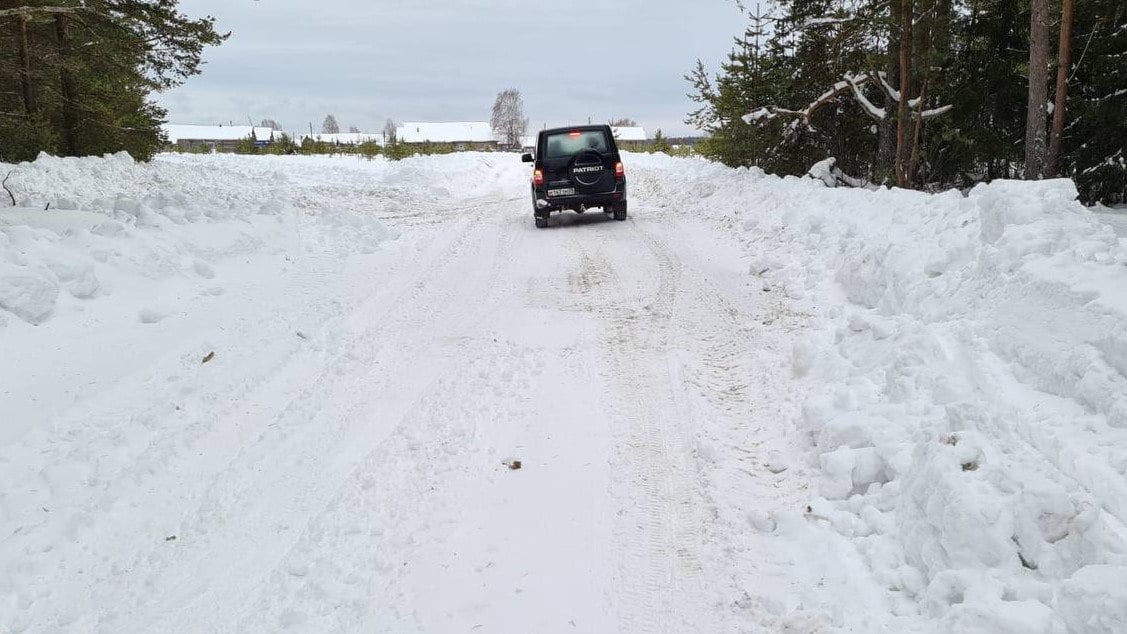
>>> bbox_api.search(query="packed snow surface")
[1,151,1125,633]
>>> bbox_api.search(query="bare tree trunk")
[876,0,901,183]
[1024,0,1050,179]
[17,14,35,117]
[908,77,930,187]
[895,0,913,188]
[908,0,937,187]
[1045,0,1074,178]
[55,13,79,156]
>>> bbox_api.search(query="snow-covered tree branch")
[742,71,952,129]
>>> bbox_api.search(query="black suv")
[522,125,627,228]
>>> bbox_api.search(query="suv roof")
[540,124,612,135]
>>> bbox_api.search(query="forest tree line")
[0,1,225,162]
[687,0,1126,203]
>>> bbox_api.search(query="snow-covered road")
[2,153,1126,633]
[0,154,815,632]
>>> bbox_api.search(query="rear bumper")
[534,182,626,212]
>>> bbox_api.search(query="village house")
[611,126,648,151]
[395,122,498,151]
[163,124,276,152]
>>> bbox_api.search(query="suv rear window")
[544,130,609,159]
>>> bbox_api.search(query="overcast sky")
[157,0,747,137]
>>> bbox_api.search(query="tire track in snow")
[137,205,512,630]
[560,217,711,632]
[654,215,814,630]
[235,202,617,632]
[226,202,530,631]
[0,201,504,631]
[561,209,814,631]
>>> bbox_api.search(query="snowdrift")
[630,153,1127,633]
[0,152,399,328]
[0,152,412,450]
[0,150,520,328]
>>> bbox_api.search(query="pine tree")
[930,0,1026,184]
[685,6,778,170]
[0,1,226,162]
[1044,0,1075,178]
[1025,0,1051,178]
[1066,0,1127,202]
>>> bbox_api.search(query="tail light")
[615,161,625,179]
[533,169,544,186]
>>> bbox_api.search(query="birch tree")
[490,88,527,148]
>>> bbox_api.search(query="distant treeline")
[176,135,464,161]
[173,133,700,160]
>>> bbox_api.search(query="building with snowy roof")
[163,124,277,151]
[611,126,648,151]
[396,122,498,150]
[610,126,647,142]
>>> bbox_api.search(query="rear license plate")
[547,187,576,197]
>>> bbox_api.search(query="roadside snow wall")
[0,152,395,327]
[630,152,1127,633]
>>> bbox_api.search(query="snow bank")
[628,152,1127,632]
[0,152,396,327]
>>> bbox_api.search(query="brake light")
[569,131,581,137]
[533,169,544,186]
[615,161,625,178]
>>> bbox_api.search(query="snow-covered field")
[1,151,1125,633]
